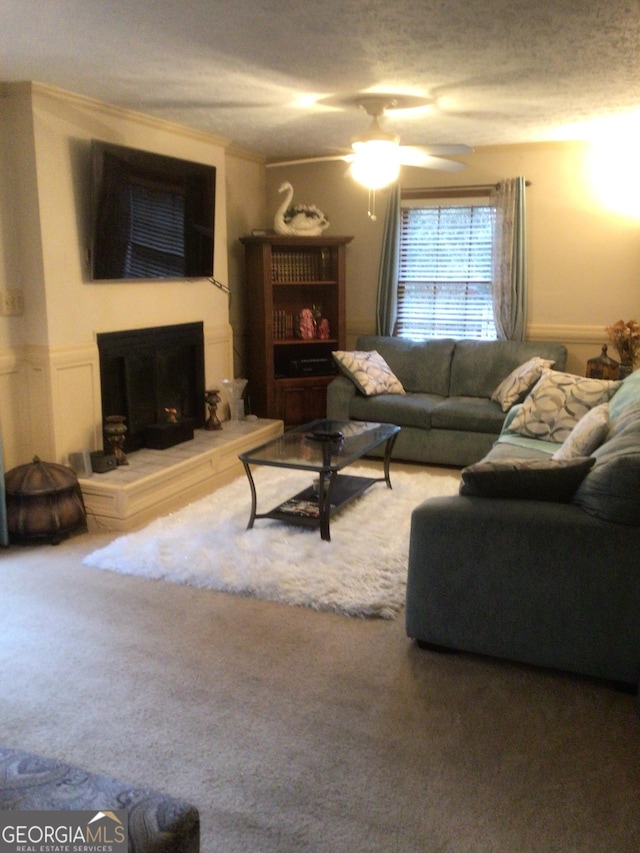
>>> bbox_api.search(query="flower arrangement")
[283,203,326,223]
[606,319,640,366]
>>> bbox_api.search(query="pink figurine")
[317,318,330,339]
[298,308,316,340]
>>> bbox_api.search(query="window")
[397,200,496,341]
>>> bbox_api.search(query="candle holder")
[104,415,128,466]
[204,389,222,430]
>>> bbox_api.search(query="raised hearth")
[78,419,283,532]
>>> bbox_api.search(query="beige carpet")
[1,470,640,853]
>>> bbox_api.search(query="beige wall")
[265,141,640,375]
[224,149,267,378]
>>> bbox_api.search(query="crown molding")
[2,80,235,150]
[225,144,265,164]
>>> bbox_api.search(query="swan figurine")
[273,181,329,236]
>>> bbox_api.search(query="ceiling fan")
[265,93,472,191]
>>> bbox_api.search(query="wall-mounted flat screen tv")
[90,140,216,281]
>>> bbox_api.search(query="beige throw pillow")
[491,356,556,412]
[332,350,405,397]
[552,403,610,460]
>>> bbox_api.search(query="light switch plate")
[0,288,24,316]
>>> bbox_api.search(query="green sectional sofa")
[406,367,640,692]
[326,335,567,467]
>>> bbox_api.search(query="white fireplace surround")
[0,320,283,531]
[0,322,234,470]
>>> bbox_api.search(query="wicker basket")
[5,456,86,544]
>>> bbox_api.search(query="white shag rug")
[83,464,460,619]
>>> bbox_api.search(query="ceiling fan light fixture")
[350,139,401,189]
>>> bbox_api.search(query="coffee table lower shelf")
[245,472,385,540]
[270,473,379,521]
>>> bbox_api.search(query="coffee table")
[238,419,400,541]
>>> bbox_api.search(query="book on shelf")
[272,310,294,340]
[271,250,324,282]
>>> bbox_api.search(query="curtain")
[375,182,401,335]
[0,425,7,546]
[490,176,527,341]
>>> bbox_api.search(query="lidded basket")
[586,344,620,381]
[4,456,87,543]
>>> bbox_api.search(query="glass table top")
[239,419,400,473]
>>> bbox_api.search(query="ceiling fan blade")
[398,148,467,171]
[408,143,473,156]
[266,154,352,167]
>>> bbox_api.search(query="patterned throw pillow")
[508,371,621,443]
[552,403,610,461]
[332,350,405,397]
[491,356,556,412]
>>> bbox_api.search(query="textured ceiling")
[2,0,640,160]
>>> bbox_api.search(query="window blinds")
[397,205,496,341]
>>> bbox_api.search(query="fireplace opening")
[97,322,205,453]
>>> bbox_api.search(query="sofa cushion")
[356,335,455,396]
[348,391,440,429]
[483,441,556,463]
[491,356,556,411]
[430,397,507,433]
[552,403,610,461]
[571,401,640,524]
[508,371,621,443]
[459,456,596,502]
[449,340,568,398]
[332,350,405,396]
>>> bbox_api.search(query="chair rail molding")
[527,323,609,345]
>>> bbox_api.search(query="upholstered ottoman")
[0,747,199,853]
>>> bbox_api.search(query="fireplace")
[97,322,205,453]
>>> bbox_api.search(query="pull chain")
[368,188,378,222]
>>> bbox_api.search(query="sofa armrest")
[406,495,640,685]
[326,375,357,420]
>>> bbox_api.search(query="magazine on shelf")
[277,498,332,518]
